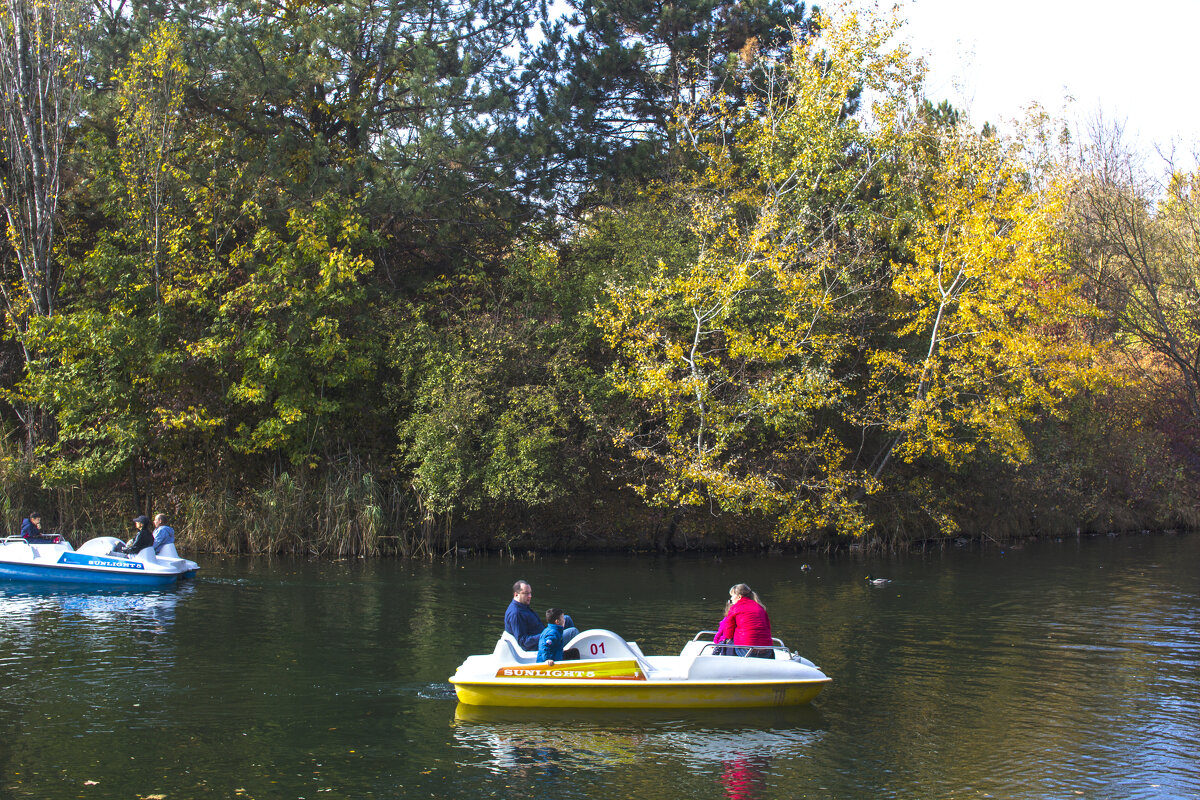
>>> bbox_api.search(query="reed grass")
[0,423,49,535]
[179,457,435,556]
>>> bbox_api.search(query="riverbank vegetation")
[1,0,1197,554]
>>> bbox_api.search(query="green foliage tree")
[519,0,817,206]
[17,24,215,492]
[23,19,381,497]
[184,0,540,285]
[203,196,377,465]
[394,267,592,530]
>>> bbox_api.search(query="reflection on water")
[453,704,825,798]
[453,704,826,766]
[0,581,197,756]
[0,581,191,633]
[721,754,770,800]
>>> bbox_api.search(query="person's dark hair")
[545,607,564,625]
[29,511,40,519]
[512,580,530,595]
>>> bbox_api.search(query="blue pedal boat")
[0,535,199,587]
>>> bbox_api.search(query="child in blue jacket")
[537,608,566,664]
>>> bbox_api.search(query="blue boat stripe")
[58,552,145,570]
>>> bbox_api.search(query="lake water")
[1,533,1198,799]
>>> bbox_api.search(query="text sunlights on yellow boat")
[496,659,647,680]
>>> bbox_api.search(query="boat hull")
[0,560,188,587]
[451,678,829,708]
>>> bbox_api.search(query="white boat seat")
[156,542,182,559]
[494,632,536,664]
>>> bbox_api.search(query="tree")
[867,117,1101,502]
[208,196,378,465]
[0,0,86,453]
[15,20,220,496]
[114,22,186,306]
[395,295,589,531]
[518,0,817,205]
[0,0,84,322]
[1069,124,1200,419]
[186,0,541,285]
[593,4,919,536]
[593,4,1101,539]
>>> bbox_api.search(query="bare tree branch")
[0,0,85,325]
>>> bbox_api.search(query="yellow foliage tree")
[594,3,1101,539]
[595,4,921,536]
[867,119,1103,512]
[115,23,187,305]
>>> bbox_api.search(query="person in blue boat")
[19,511,58,543]
[537,608,567,665]
[152,513,176,554]
[116,515,155,555]
[20,511,43,540]
[504,580,579,652]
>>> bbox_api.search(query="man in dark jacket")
[503,580,578,651]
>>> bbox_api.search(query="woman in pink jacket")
[714,583,775,658]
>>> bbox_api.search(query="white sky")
[891,0,1200,165]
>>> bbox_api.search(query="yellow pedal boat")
[449,629,830,709]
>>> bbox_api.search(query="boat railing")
[2,534,66,546]
[689,630,791,657]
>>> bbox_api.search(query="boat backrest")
[131,547,186,570]
[567,629,642,662]
[493,632,536,664]
[156,542,182,559]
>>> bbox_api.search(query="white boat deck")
[484,629,820,683]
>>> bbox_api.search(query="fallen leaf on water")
[83,780,99,786]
